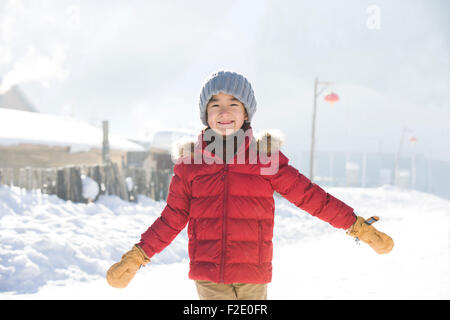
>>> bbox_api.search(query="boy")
[106,70,394,299]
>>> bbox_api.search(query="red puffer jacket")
[138,127,356,284]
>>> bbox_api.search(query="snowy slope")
[0,184,449,299]
[0,108,145,151]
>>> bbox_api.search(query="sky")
[0,0,449,162]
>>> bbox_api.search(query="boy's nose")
[219,107,232,115]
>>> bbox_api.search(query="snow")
[81,175,99,200]
[124,177,133,193]
[0,184,449,299]
[0,108,145,152]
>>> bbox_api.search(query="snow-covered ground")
[0,184,449,299]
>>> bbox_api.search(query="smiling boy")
[106,70,394,300]
[206,92,248,136]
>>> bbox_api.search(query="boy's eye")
[209,103,239,108]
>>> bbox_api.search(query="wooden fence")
[0,163,172,203]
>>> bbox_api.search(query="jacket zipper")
[220,163,228,283]
[258,220,262,265]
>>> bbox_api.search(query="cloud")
[0,0,70,93]
[0,0,23,64]
[0,45,69,94]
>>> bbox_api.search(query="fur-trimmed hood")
[171,128,284,161]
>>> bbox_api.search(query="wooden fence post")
[102,120,111,164]
[56,168,66,200]
[41,168,57,195]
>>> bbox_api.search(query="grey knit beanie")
[199,70,257,126]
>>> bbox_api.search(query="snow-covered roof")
[0,108,145,152]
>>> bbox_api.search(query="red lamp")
[324,92,339,105]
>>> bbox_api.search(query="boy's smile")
[206,92,248,136]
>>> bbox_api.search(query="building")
[0,83,145,169]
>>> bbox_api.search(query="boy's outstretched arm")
[106,162,191,288]
[266,151,393,254]
[267,151,356,229]
[137,162,191,258]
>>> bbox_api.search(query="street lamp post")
[309,77,333,182]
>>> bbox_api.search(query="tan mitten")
[106,245,150,288]
[347,216,394,254]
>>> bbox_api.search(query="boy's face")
[206,92,248,136]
